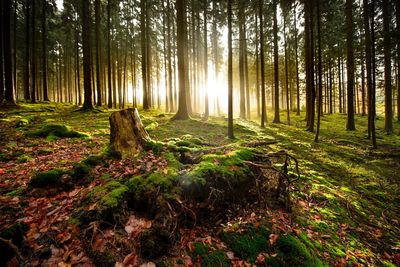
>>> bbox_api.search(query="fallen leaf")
[269,234,279,246]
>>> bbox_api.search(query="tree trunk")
[95,0,102,106]
[173,0,190,120]
[141,0,149,109]
[260,0,267,127]
[315,0,322,142]
[81,0,93,110]
[42,0,49,101]
[204,0,209,119]
[227,0,234,138]
[107,0,112,108]
[397,0,400,122]
[294,5,300,115]
[239,2,246,120]
[3,0,15,105]
[0,0,5,103]
[382,0,392,134]
[272,0,280,123]
[109,108,151,158]
[31,0,36,103]
[346,0,355,130]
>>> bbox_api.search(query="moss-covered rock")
[71,163,92,180]
[27,124,89,139]
[29,169,66,188]
[139,226,172,259]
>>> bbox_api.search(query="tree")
[272,0,280,123]
[173,0,190,120]
[346,0,355,130]
[31,0,36,103]
[203,0,209,119]
[42,0,49,101]
[397,0,400,122]
[23,0,30,101]
[2,0,16,105]
[227,0,234,138]
[382,0,392,134]
[95,0,102,106]
[260,0,267,127]
[315,0,322,142]
[140,0,149,109]
[107,0,112,108]
[81,0,93,110]
[0,0,4,103]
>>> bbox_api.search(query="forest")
[0,0,399,266]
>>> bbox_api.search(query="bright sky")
[56,0,63,10]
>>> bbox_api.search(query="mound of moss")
[221,224,270,262]
[201,250,230,267]
[268,235,324,267]
[29,169,66,188]
[179,148,255,202]
[27,124,89,139]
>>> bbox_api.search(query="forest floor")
[0,102,399,267]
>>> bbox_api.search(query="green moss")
[5,188,24,197]
[82,155,104,166]
[193,242,209,256]
[201,250,230,267]
[29,169,66,188]
[275,235,324,267]
[221,225,270,262]
[145,121,159,131]
[27,124,89,139]
[99,185,129,209]
[145,139,165,155]
[71,163,91,180]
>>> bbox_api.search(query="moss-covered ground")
[0,103,399,266]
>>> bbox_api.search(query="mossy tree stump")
[109,108,151,158]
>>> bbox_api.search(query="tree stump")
[109,108,151,158]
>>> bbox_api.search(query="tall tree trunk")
[81,0,93,110]
[95,0,102,106]
[283,12,290,125]
[0,0,4,103]
[227,0,234,138]
[382,0,392,133]
[204,0,209,119]
[294,4,300,115]
[272,0,280,123]
[107,0,112,108]
[31,0,36,103]
[141,0,149,109]
[167,0,174,112]
[260,0,267,127]
[42,0,49,101]
[239,1,246,119]
[3,0,15,104]
[361,55,366,115]
[346,0,355,130]
[173,0,189,120]
[397,0,400,122]
[315,0,322,142]
[255,12,260,118]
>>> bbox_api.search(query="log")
[109,108,151,158]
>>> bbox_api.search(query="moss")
[92,181,129,211]
[82,155,104,166]
[193,242,209,256]
[221,225,270,262]
[201,250,230,267]
[27,124,89,139]
[275,234,324,267]
[145,121,159,131]
[5,188,24,197]
[29,169,66,188]
[145,139,165,155]
[139,227,171,259]
[70,163,91,180]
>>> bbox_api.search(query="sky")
[56,0,63,10]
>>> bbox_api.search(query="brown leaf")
[269,234,279,246]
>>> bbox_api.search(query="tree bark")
[173,0,190,120]
[260,0,267,127]
[109,109,151,158]
[95,0,102,106]
[42,0,49,101]
[81,0,93,110]
[382,0,392,133]
[273,0,280,123]
[3,0,15,105]
[227,0,234,138]
[346,0,355,130]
